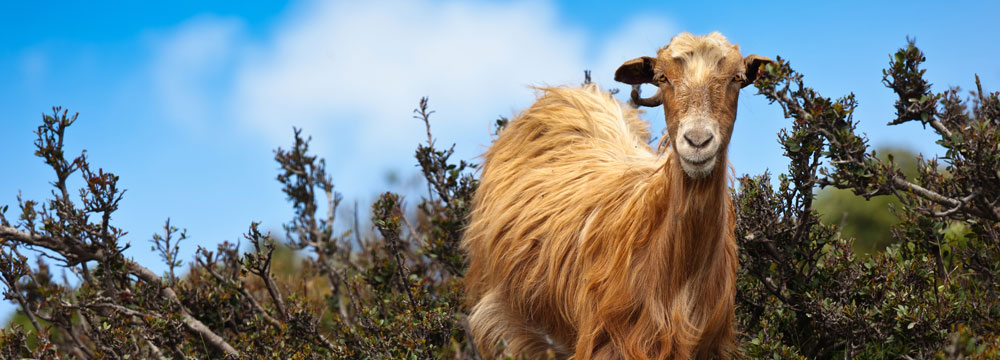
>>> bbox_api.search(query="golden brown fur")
[463,32,764,359]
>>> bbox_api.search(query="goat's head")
[615,32,773,179]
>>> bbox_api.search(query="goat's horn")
[631,85,662,107]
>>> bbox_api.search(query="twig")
[200,261,282,328]
[127,262,239,357]
[243,227,289,321]
[928,119,953,139]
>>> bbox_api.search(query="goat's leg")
[469,291,555,359]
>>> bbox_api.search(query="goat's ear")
[615,56,657,85]
[742,54,775,88]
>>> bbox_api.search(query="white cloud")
[150,0,676,197]
[150,16,244,133]
[229,0,593,197]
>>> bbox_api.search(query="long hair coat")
[463,84,737,359]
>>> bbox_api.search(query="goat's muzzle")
[676,124,722,179]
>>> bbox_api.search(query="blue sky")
[2,0,998,319]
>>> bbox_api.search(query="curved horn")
[631,84,662,107]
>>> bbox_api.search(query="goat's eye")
[657,74,668,83]
[732,75,744,83]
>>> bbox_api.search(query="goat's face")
[615,32,773,179]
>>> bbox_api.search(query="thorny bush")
[1,40,998,359]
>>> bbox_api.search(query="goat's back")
[464,84,666,354]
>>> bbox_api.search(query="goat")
[463,32,773,359]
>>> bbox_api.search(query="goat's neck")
[655,150,731,282]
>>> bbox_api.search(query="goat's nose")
[683,129,714,148]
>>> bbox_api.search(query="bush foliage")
[1,40,998,359]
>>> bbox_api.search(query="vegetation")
[1,39,997,359]
[736,39,999,359]
[813,147,916,255]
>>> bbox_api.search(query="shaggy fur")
[464,32,764,359]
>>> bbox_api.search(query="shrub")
[736,39,999,359]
